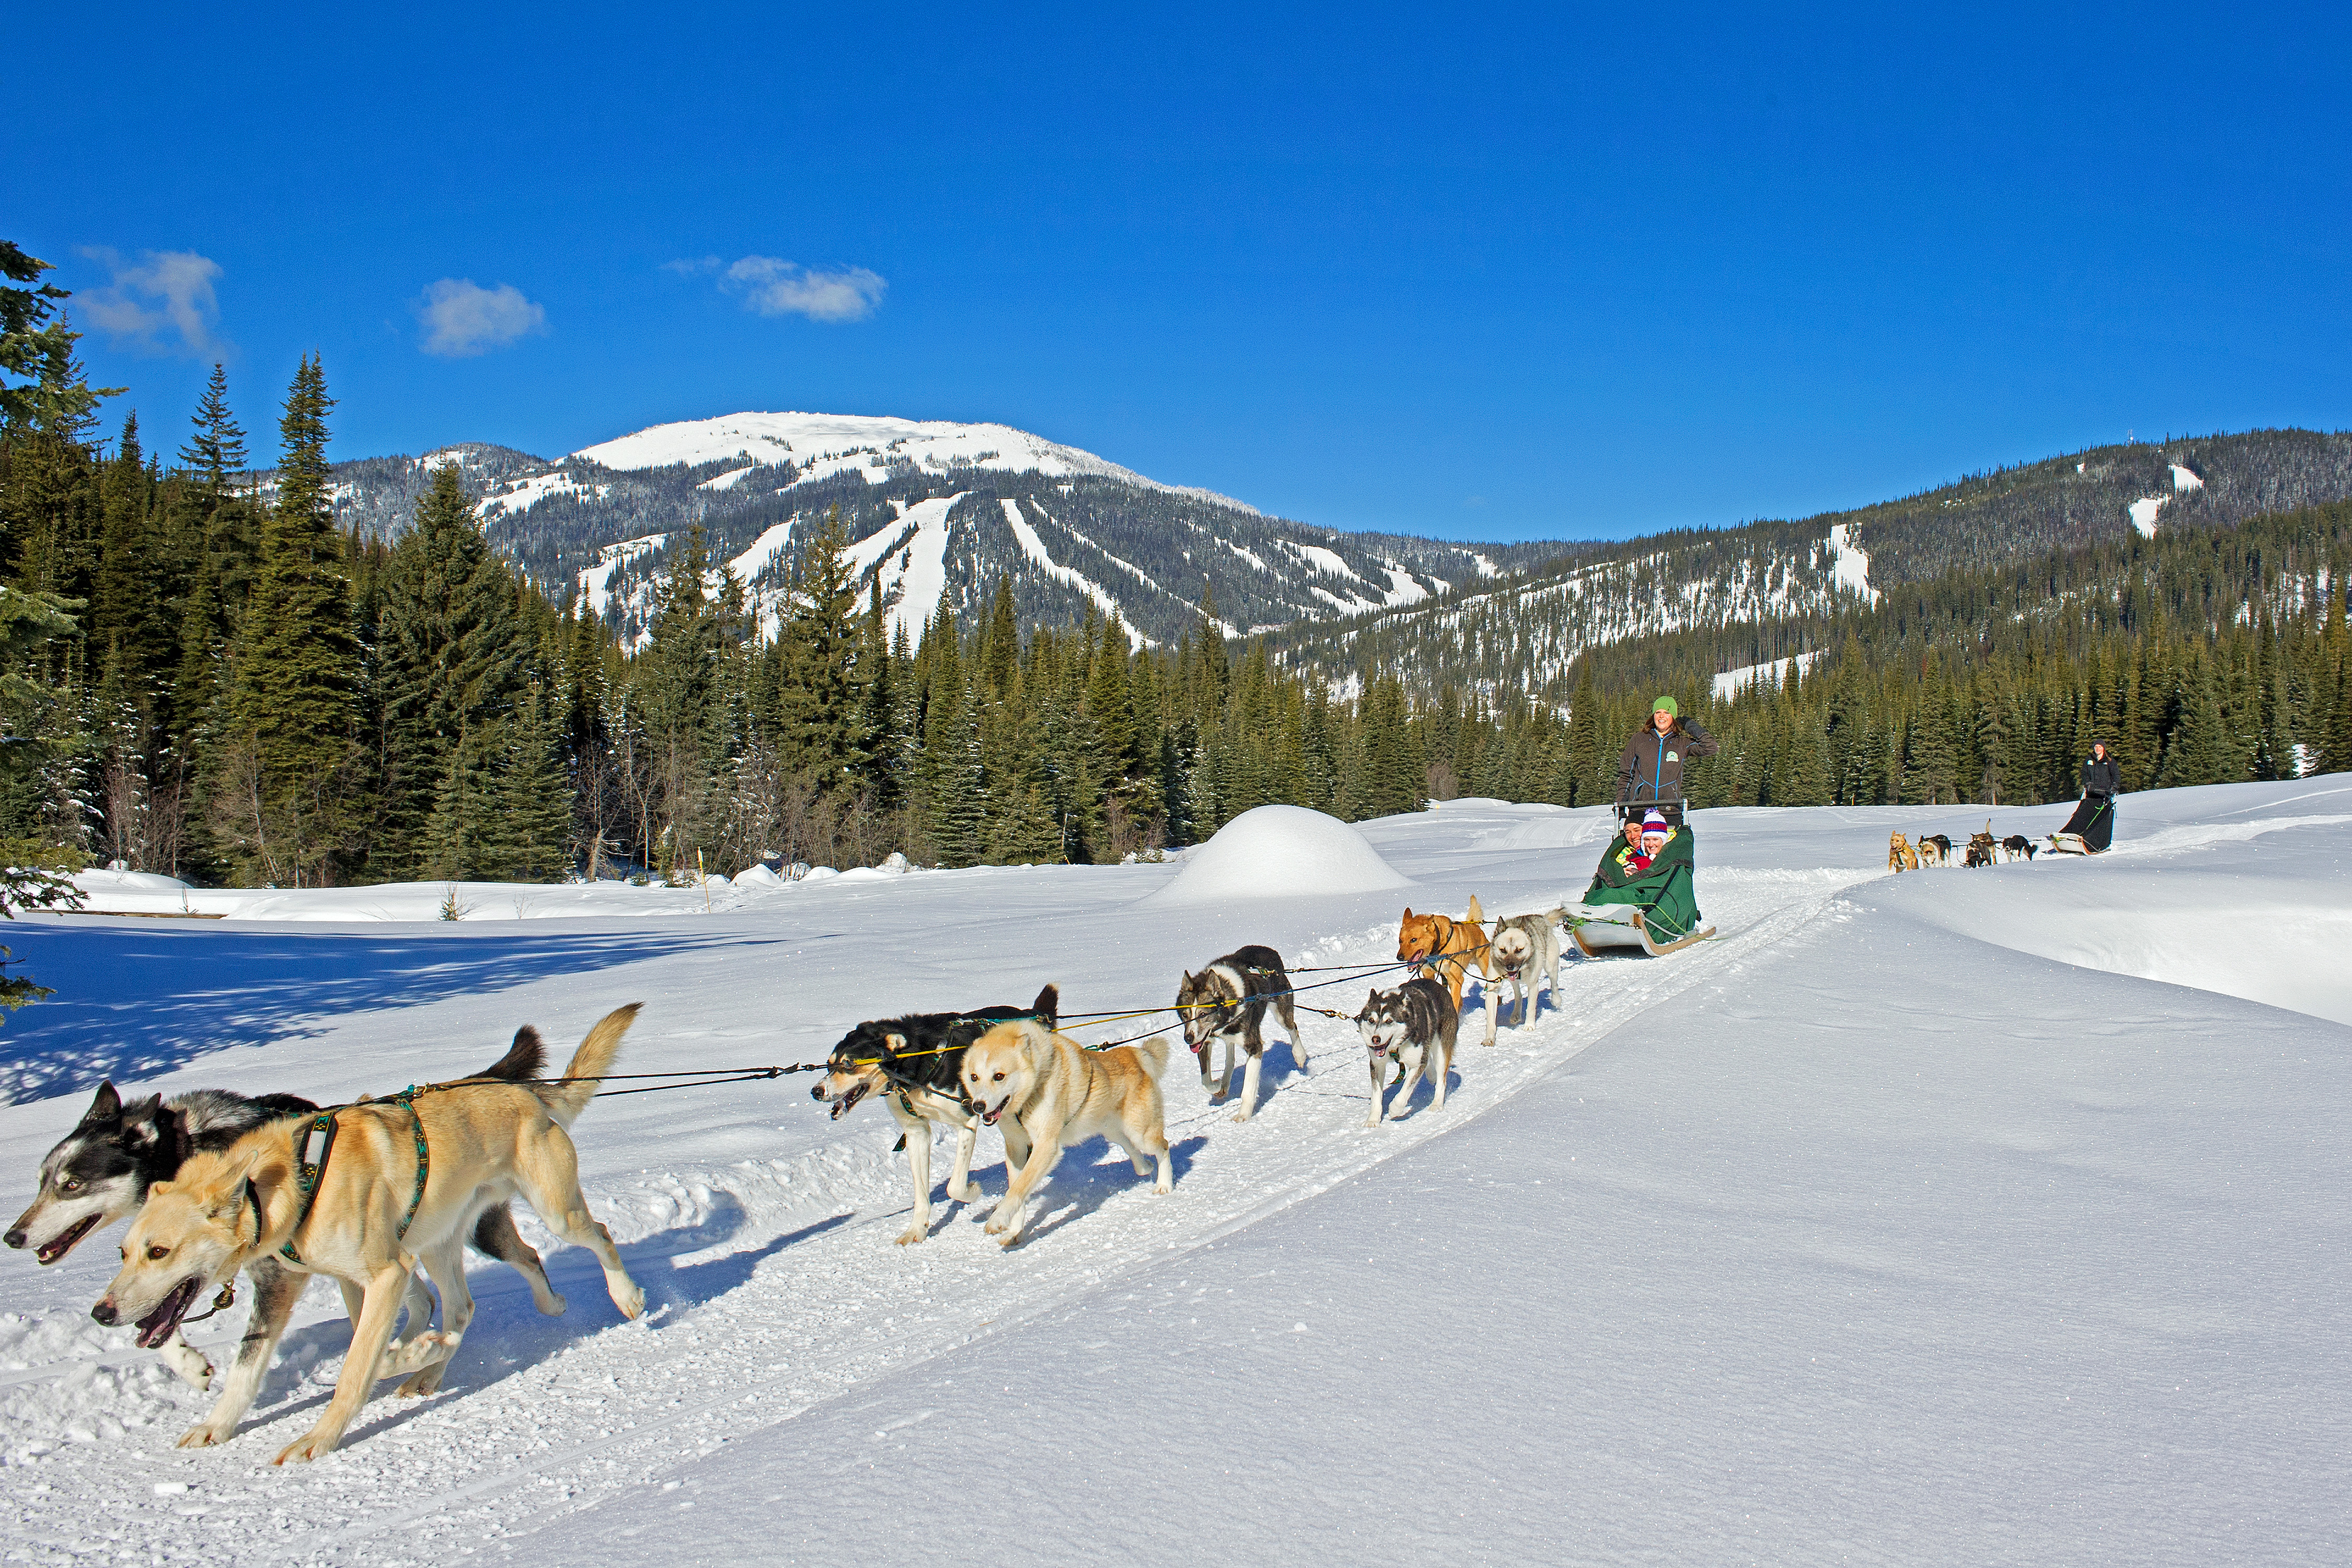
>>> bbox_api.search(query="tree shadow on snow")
[0,925,820,1106]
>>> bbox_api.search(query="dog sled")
[2047,794,2115,856]
[1563,822,1713,958]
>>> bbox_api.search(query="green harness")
[279,1087,431,1265]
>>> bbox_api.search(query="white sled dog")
[958,1018,1173,1247]
[1355,977,1459,1126]
[96,1005,646,1465]
[1477,907,1563,1043]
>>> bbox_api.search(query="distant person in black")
[2059,742,2121,851]
[1613,695,1717,826]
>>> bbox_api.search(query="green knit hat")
[1652,695,1678,717]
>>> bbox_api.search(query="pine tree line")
[9,235,2348,888]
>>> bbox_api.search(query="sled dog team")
[1888,822,2038,871]
[7,895,1576,1465]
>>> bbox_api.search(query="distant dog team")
[1894,821,2039,869]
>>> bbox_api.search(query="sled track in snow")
[1,871,1868,1566]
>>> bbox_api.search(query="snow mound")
[1147,805,1410,905]
[732,864,783,887]
[72,869,191,894]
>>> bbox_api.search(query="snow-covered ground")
[3,782,2347,1565]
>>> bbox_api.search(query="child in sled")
[1579,808,1704,947]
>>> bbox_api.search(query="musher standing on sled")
[1614,696,1717,826]
[2058,741,2122,852]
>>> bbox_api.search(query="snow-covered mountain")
[312,412,1577,647]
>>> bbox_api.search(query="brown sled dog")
[959,1018,1172,1248]
[1396,895,1486,1011]
[1887,831,1919,872]
[96,1005,647,1465]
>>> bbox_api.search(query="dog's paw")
[996,1229,1023,1248]
[274,1428,340,1465]
[609,1282,647,1321]
[537,1292,568,1318]
[983,1217,1006,1236]
[396,1366,444,1398]
[946,1182,976,1203]
[160,1343,214,1391]
[177,1421,234,1449]
[1154,1179,1171,1194]
[895,1226,926,1246]
[1229,1109,1253,1123]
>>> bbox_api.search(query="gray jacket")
[1614,720,1718,807]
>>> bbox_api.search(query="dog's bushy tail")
[534,1004,642,1127]
[477,1027,547,1083]
[1465,893,1485,927]
[1129,1036,1172,1080]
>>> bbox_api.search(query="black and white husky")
[1176,946,1303,1122]
[812,985,1059,1245]
[8,1073,560,1389]
[1354,977,1458,1126]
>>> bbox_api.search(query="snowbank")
[1146,804,1410,904]
[71,868,192,896]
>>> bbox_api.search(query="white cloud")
[81,248,232,358]
[416,278,548,357]
[713,257,887,322]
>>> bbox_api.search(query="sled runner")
[1562,905,1715,958]
[1567,822,1713,958]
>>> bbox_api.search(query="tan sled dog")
[1887,831,1919,872]
[959,1019,1172,1247]
[96,1005,646,1464]
[1396,894,1486,1011]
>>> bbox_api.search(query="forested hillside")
[1271,429,2352,702]
[5,239,2349,894]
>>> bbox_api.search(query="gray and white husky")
[8,1068,560,1389]
[1355,977,1458,1126]
[1478,907,1564,1043]
[1177,946,1303,1122]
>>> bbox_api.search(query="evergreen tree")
[1,241,119,433]
[220,355,356,884]
[774,507,867,791]
[488,684,573,880]
[374,462,527,873]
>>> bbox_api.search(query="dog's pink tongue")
[134,1280,198,1348]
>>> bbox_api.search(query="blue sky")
[17,3,2349,542]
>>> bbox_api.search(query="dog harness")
[278,1088,431,1265]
